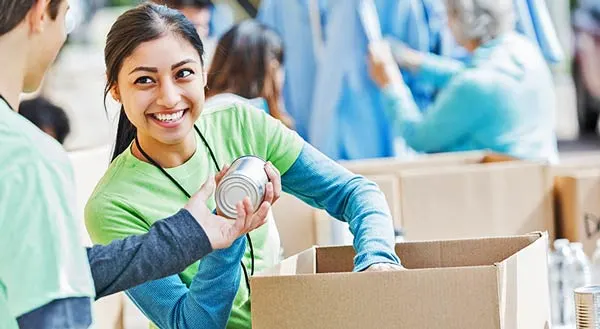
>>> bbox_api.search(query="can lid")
[216,175,260,218]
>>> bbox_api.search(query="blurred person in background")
[368,0,559,163]
[258,0,562,161]
[152,0,234,64]
[205,20,295,129]
[572,0,600,133]
[0,1,269,328]
[19,97,71,145]
[153,0,213,39]
[85,3,402,329]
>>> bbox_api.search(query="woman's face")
[114,33,205,146]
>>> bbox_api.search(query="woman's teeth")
[152,110,184,122]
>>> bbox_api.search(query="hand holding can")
[215,156,280,219]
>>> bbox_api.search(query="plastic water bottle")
[592,239,600,285]
[564,242,592,325]
[550,239,570,325]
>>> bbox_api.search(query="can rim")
[233,154,267,163]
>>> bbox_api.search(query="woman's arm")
[386,38,465,89]
[281,143,401,271]
[125,237,246,329]
[379,73,487,153]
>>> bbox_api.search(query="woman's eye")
[134,76,154,84]
[176,69,194,79]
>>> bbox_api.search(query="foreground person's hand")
[184,176,271,249]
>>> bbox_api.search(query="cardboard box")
[554,168,600,256]
[275,153,554,255]
[339,151,514,176]
[341,152,554,241]
[252,232,550,329]
[398,160,554,241]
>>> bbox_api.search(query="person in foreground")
[0,1,270,328]
[368,0,559,163]
[85,3,403,329]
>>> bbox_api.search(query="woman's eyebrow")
[128,59,197,75]
[171,59,197,69]
[129,66,158,75]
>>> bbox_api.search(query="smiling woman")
[86,3,403,329]
[103,4,206,164]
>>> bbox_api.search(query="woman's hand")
[184,176,271,250]
[368,40,405,89]
[364,263,405,272]
[264,161,282,204]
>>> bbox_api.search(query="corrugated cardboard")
[398,161,554,241]
[274,153,554,256]
[341,152,554,241]
[252,232,550,329]
[339,151,514,176]
[554,168,600,256]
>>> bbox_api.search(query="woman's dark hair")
[152,0,213,10]
[206,20,293,128]
[104,2,204,161]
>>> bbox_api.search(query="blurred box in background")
[553,156,600,256]
[273,152,554,258]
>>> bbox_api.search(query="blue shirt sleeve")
[381,72,488,153]
[124,237,246,329]
[281,143,401,271]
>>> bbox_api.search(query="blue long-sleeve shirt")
[124,143,400,328]
[382,33,559,163]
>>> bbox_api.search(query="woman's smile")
[148,108,189,128]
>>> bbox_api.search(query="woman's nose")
[156,80,182,108]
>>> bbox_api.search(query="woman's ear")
[27,0,51,34]
[203,70,208,88]
[110,85,121,103]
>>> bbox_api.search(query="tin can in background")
[575,285,600,329]
[216,155,269,218]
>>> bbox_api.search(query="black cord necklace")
[134,125,254,294]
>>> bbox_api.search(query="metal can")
[575,285,600,329]
[215,155,268,218]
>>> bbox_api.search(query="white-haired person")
[368,0,559,163]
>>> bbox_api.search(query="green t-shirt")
[0,98,95,328]
[85,103,304,329]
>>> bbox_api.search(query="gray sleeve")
[17,297,92,329]
[87,209,213,299]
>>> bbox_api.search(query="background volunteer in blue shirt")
[367,0,559,163]
[258,0,562,161]
[0,1,270,328]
